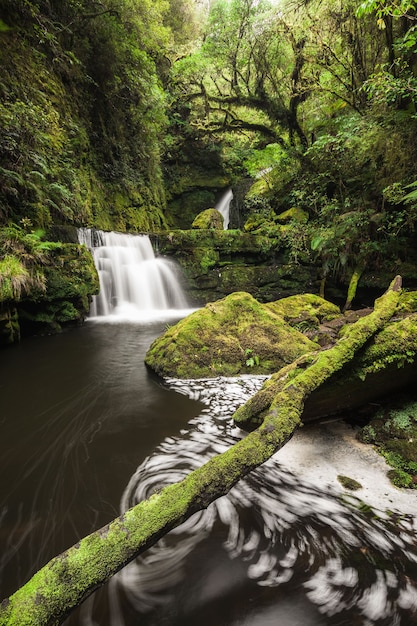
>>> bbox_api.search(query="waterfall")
[215,188,233,230]
[78,228,192,320]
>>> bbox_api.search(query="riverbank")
[276,418,417,516]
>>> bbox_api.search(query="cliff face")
[0,2,175,343]
[0,3,169,233]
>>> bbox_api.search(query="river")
[1,319,417,625]
[1,230,417,624]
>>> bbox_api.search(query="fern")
[401,180,417,203]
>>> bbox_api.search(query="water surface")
[1,322,417,626]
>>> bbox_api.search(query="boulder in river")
[145,291,322,378]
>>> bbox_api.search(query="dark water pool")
[1,321,417,626]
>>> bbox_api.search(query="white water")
[78,229,194,321]
[215,188,233,230]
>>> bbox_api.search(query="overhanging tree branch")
[203,117,286,145]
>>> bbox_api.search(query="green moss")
[358,399,417,489]
[355,314,417,376]
[276,207,309,224]
[246,178,272,198]
[337,475,362,491]
[16,243,99,335]
[145,291,318,378]
[396,290,417,315]
[192,209,224,230]
[264,294,340,331]
[0,255,29,301]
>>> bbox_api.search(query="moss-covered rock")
[276,207,309,224]
[192,209,224,230]
[264,294,340,333]
[357,399,417,488]
[17,244,99,336]
[145,291,319,378]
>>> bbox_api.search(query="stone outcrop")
[145,291,320,378]
[146,287,417,428]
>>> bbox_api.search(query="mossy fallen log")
[0,277,402,626]
[235,302,417,430]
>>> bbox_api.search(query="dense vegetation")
[1,0,417,334]
[171,0,417,303]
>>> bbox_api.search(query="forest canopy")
[1,0,417,306]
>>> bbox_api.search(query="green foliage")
[390,408,413,431]
[0,222,62,302]
[0,255,30,301]
[357,0,416,20]
[244,348,260,368]
[243,144,285,179]
[358,400,417,488]
[362,60,417,107]
[387,468,413,488]
[360,424,377,444]
[0,0,181,231]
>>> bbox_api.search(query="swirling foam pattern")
[79,376,417,625]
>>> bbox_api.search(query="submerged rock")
[145,291,319,378]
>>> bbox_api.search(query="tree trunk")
[343,264,364,311]
[0,277,403,626]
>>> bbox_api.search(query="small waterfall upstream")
[78,228,192,320]
[215,188,233,230]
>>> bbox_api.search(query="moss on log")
[0,277,402,626]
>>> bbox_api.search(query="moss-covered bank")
[0,243,99,345]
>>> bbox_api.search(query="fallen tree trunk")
[0,277,403,626]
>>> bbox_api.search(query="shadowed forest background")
[2,0,417,320]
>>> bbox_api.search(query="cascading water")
[215,188,233,230]
[78,228,192,320]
